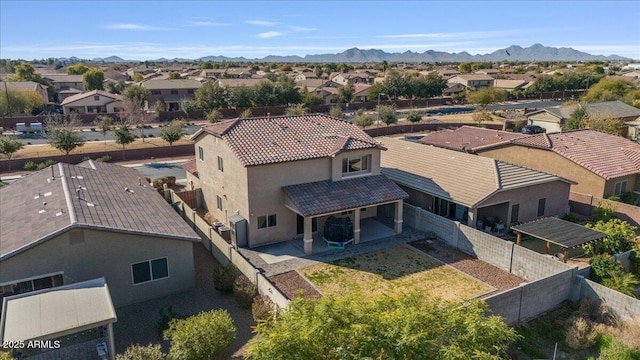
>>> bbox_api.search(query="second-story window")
[171,89,178,95]
[187,89,194,94]
[342,155,371,176]
[198,146,204,160]
[217,156,224,172]
[151,90,161,95]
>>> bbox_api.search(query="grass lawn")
[299,245,493,301]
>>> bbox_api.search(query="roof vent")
[39,201,47,214]
[124,187,134,193]
[51,166,55,181]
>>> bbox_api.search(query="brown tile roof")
[419,126,527,153]
[0,161,199,260]
[60,89,121,106]
[193,114,383,166]
[511,129,640,179]
[283,175,408,217]
[141,79,203,90]
[182,158,198,177]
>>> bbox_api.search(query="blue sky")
[1,1,639,60]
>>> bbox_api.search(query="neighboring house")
[43,74,85,93]
[436,68,460,79]
[188,114,408,254]
[141,79,203,111]
[353,83,371,102]
[0,161,200,307]
[321,87,339,104]
[60,89,123,115]
[380,137,573,229]
[493,79,531,91]
[474,69,501,76]
[526,100,640,135]
[1,81,49,104]
[294,72,319,82]
[217,78,265,88]
[447,74,495,89]
[442,83,466,96]
[478,129,640,199]
[418,125,527,153]
[57,87,84,102]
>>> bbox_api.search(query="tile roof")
[182,158,198,177]
[283,175,408,217]
[381,138,569,207]
[528,101,640,121]
[511,129,640,179]
[0,161,200,260]
[43,74,84,83]
[419,126,527,153]
[141,79,203,90]
[60,89,121,106]
[192,114,383,167]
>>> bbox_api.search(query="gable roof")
[141,79,203,90]
[0,161,200,260]
[60,89,121,106]
[192,114,383,167]
[43,74,84,83]
[1,81,47,92]
[419,125,527,153]
[380,137,570,208]
[511,129,640,179]
[527,101,640,121]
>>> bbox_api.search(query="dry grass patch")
[299,245,493,301]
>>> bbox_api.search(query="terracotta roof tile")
[419,126,527,153]
[194,114,382,166]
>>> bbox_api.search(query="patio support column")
[394,200,403,234]
[562,249,569,263]
[516,232,522,245]
[354,208,361,244]
[107,322,116,360]
[546,241,551,254]
[467,208,477,228]
[303,216,313,255]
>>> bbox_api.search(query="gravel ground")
[269,238,525,301]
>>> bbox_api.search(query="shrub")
[593,202,617,222]
[233,274,257,309]
[157,306,177,337]
[213,263,237,293]
[565,316,598,349]
[81,156,91,162]
[164,309,236,360]
[96,155,112,162]
[116,344,165,360]
[36,159,56,170]
[562,212,580,223]
[589,254,623,283]
[23,161,37,170]
[252,295,275,322]
[621,192,639,205]
[152,176,177,189]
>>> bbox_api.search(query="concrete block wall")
[458,225,514,272]
[580,277,640,323]
[484,287,523,325]
[405,204,455,245]
[511,245,572,281]
[518,269,575,321]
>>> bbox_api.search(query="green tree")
[563,105,587,131]
[239,108,252,118]
[337,83,355,103]
[585,218,637,256]
[329,105,343,119]
[458,62,472,73]
[164,309,236,360]
[246,293,517,360]
[132,73,144,83]
[7,62,40,82]
[206,109,222,123]
[0,87,43,115]
[284,104,309,115]
[94,115,113,151]
[159,119,186,145]
[353,108,373,129]
[0,136,25,171]
[582,113,625,135]
[83,68,104,91]
[113,124,135,161]
[467,87,507,108]
[230,85,254,108]
[180,100,198,115]
[377,104,397,133]
[583,78,637,104]
[603,272,640,298]
[200,61,214,69]
[44,114,85,160]
[472,110,494,127]
[300,86,323,107]
[67,63,90,75]
[168,71,182,80]
[195,81,229,110]
[121,85,151,141]
[406,109,423,132]
[116,344,165,360]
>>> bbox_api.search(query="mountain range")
[87,44,630,63]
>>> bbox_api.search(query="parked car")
[521,125,545,134]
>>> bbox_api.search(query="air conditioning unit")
[229,214,247,248]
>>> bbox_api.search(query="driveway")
[112,242,255,359]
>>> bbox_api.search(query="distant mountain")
[58,44,632,64]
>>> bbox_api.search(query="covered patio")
[283,175,408,254]
[511,217,608,263]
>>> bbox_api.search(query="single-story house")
[0,161,200,307]
[447,74,495,89]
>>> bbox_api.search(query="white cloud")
[105,23,172,31]
[188,21,230,27]
[245,20,279,26]
[257,31,284,39]
[290,26,317,32]
[378,29,527,40]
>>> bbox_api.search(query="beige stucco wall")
[0,229,195,307]
[527,112,562,133]
[478,180,571,225]
[480,145,607,197]
[603,174,638,198]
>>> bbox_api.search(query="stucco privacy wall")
[579,277,640,323]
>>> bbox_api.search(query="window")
[511,204,520,224]
[537,198,546,217]
[217,156,224,172]
[0,274,63,296]
[93,95,100,101]
[257,214,277,229]
[216,195,223,210]
[614,181,627,196]
[198,146,204,160]
[170,89,178,95]
[151,90,161,95]
[187,89,194,94]
[342,155,371,176]
[132,258,168,284]
[296,215,318,234]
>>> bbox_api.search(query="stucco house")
[60,89,123,115]
[0,161,200,307]
[526,100,640,135]
[1,81,49,104]
[43,74,85,101]
[418,125,528,154]
[380,138,573,230]
[477,129,640,199]
[141,79,203,111]
[187,114,408,254]
[447,74,495,89]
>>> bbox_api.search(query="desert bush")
[213,263,237,293]
[116,344,165,360]
[233,274,257,309]
[96,155,112,162]
[23,161,37,170]
[164,309,236,360]
[35,159,56,170]
[152,176,177,189]
[252,295,275,322]
[157,305,177,337]
[565,316,598,349]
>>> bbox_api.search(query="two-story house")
[60,89,122,115]
[141,79,203,111]
[43,74,85,102]
[188,114,408,254]
[447,74,495,89]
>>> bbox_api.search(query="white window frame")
[131,257,169,285]
[614,180,628,196]
[217,156,224,172]
[198,146,204,160]
[341,154,371,177]
[216,195,223,210]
